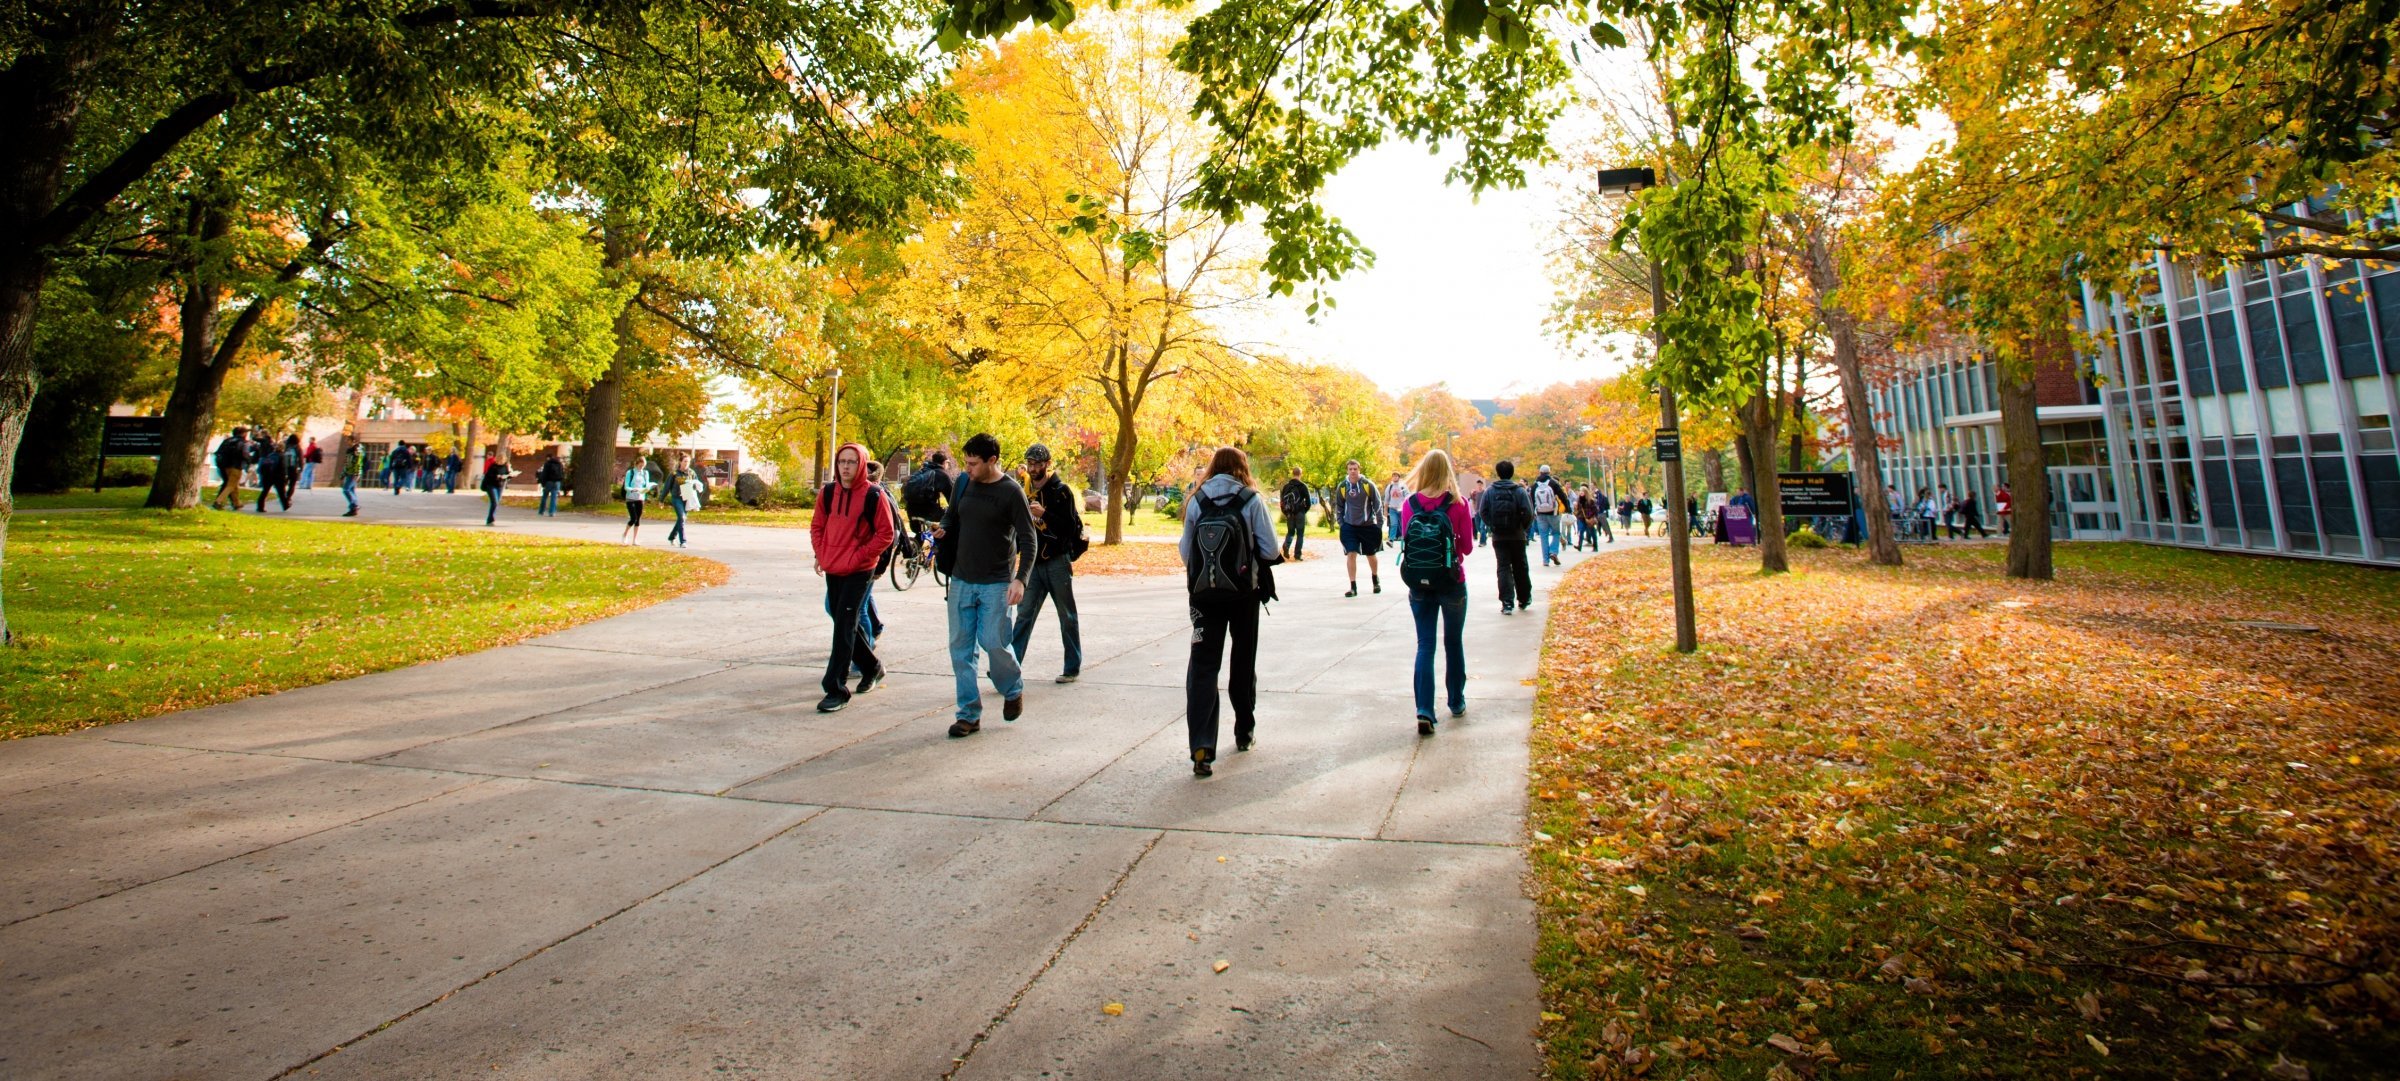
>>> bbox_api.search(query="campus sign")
[1778,471,1854,516]
[102,415,167,457]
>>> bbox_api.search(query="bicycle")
[890,523,948,591]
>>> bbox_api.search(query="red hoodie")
[809,443,895,576]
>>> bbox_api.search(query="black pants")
[1492,532,1532,609]
[1185,594,1259,755]
[1282,514,1306,557]
[823,571,880,698]
[255,473,290,511]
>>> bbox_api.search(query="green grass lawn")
[1530,542,2400,1079]
[12,487,152,511]
[1,509,726,739]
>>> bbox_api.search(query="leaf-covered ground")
[1,510,726,739]
[1530,543,2398,1079]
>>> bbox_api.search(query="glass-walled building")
[1868,201,2400,567]
[2083,221,2400,565]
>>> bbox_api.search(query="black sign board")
[102,415,167,457]
[1652,428,1682,462]
[1779,471,1855,516]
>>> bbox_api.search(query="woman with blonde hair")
[1395,448,1474,736]
[1179,446,1282,776]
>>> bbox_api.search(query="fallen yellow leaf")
[1212,960,1230,973]
[1102,1002,1125,1017]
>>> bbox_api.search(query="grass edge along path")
[1526,543,2399,1080]
[2,509,727,740]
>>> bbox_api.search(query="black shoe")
[1345,583,1357,598]
[1501,605,1514,615]
[1192,748,1214,777]
[1372,577,1381,594]
[1003,695,1023,721]
[817,694,849,714]
[1449,704,1466,719]
[342,508,358,517]
[1417,717,1436,737]
[855,666,885,694]
[948,719,980,738]
[1055,672,1079,684]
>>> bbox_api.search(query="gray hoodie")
[1179,473,1280,567]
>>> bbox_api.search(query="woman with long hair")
[1178,446,1280,776]
[1397,448,1474,735]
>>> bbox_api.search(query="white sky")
[1231,144,1635,401]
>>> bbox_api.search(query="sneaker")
[1234,733,1254,753]
[1003,696,1023,722]
[1372,577,1382,594]
[1417,717,1436,737]
[1501,605,1514,615]
[1345,583,1357,598]
[816,694,849,714]
[1055,672,1079,684]
[1192,748,1214,777]
[855,666,885,695]
[342,508,358,517]
[1449,704,1466,719]
[948,719,980,738]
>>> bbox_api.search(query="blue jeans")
[1011,557,1081,676]
[1409,584,1468,719]
[667,502,688,544]
[1535,513,1562,562]
[539,482,560,515]
[484,489,499,524]
[341,475,357,511]
[947,580,1024,721]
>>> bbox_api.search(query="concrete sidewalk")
[1,489,1653,1079]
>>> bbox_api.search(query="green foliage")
[13,262,167,493]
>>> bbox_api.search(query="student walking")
[1334,459,1384,596]
[1180,446,1280,777]
[810,443,896,713]
[255,435,298,512]
[1383,471,1410,540]
[1482,461,1536,613]
[621,459,657,543]
[480,455,513,525]
[1636,492,1655,536]
[1011,444,1086,684]
[340,436,362,516]
[387,443,412,496]
[934,433,1037,738]
[1397,449,1472,736]
[1531,464,1568,564]
[536,452,565,515]
[665,468,698,546]
[1469,479,1490,545]
[1959,491,1991,537]
[1995,482,2014,535]
[210,426,250,510]
[301,438,321,489]
[1277,466,1313,561]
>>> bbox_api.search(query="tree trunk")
[1741,394,1789,574]
[147,200,237,510]
[1788,423,1804,471]
[0,254,40,646]
[1999,367,2053,579]
[1104,406,1136,545]
[573,221,638,506]
[1800,226,1902,566]
[1733,423,1757,499]
[464,416,484,479]
[1702,448,1726,494]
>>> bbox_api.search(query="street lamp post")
[1598,166,1697,653]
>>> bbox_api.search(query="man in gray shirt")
[934,432,1038,737]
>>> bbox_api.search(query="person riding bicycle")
[901,450,955,557]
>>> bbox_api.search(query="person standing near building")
[1916,487,1940,540]
[934,433,1037,738]
[1530,464,1565,564]
[1468,479,1489,545]
[442,448,464,494]
[1383,471,1410,541]
[301,437,321,489]
[339,435,363,516]
[621,457,656,543]
[1396,449,1472,736]
[1180,446,1279,777]
[1995,482,2014,536]
[1011,443,1086,685]
[1278,466,1313,562]
[1936,484,1955,537]
[536,452,565,515]
[480,454,513,525]
[1959,489,1990,538]
[810,442,895,714]
[1334,459,1384,597]
[209,426,250,510]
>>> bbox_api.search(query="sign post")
[96,416,167,493]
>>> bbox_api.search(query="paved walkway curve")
[0,490,1656,1079]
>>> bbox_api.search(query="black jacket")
[1028,473,1082,562]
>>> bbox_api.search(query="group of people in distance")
[208,427,321,513]
[1887,481,2012,540]
[808,434,1574,778]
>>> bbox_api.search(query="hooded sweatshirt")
[810,442,895,576]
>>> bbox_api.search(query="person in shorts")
[1334,458,1384,597]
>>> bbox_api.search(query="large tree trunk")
[1999,367,2053,579]
[573,222,638,506]
[1741,394,1789,574]
[147,201,236,509]
[464,416,484,479]
[1733,423,1757,500]
[1800,227,1902,565]
[0,255,40,645]
[1702,448,1726,494]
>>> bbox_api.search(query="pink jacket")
[1401,491,1475,583]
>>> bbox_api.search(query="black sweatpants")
[822,571,880,699]
[1492,532,1533,609]
[1185,594,1260,756]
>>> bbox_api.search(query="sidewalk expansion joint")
[938,829,1164,1081]
[268,805,832,1080]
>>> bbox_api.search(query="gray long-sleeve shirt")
[1179,474,1280,566]
[940,474,1037,585]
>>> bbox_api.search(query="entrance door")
[2049,467,2123,539]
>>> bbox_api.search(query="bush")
[1788,525,1830,549]
[101,457,157,489]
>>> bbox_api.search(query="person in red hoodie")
[810,442,896,713]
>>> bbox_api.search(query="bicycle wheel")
[931,557,948,588]
[890,550,920,591]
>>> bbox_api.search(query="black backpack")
[1398,495,1461,590]
[1279,482,1310,517]
[1187,490,1259,602]
[1482,481,1529,533]
[904,467,948,519]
